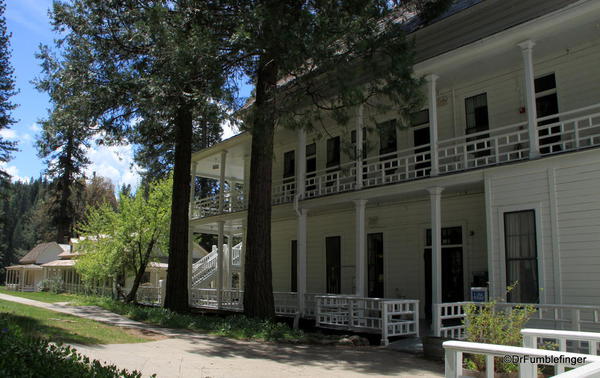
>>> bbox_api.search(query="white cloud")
[84,137,141,190]
[29,123,41,132]
[0,129,17,140]
[0,162,28,182]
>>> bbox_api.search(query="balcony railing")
[191,104,600,219]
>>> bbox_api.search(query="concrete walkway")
[0,293,444,377]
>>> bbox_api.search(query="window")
[465,93,489,134]
[142,271,151,284]
[283,150,295,179]
[291,240,297,292]
[412,109,431,176]
[378,120,397,156]
[306,143,316,174]
[504,210,539,303]
[535,73,561,153]
[326,236,341,294]
[326,136,340,168]
[367,233,384,298]
[350,128,367,159]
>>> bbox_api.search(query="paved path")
[0,293,444,377]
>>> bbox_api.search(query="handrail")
[536,102,600,123]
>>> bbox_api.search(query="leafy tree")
[49,0,237,311]
[0,0,17,180]
[226,0,451,318]
[77,177,171,302]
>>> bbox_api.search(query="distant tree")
[0,0,17,180]
[34,46,97,244]
[77,177,171,302]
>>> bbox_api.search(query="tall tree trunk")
[56,136,73,244]
[163,103,193,312]
[125,244,153,303]
[243,55,277,319]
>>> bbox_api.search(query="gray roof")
[19,242,60,264]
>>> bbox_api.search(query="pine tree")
[0,0,17,180]
[48,0,238,311]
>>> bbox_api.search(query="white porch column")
[354,199,367,297]
[240,219,246,291]
[188,163,197,303]
[218,150,228,213]
[518,40,540,159]
[217,220,225,308]
[426,74,440,176]
[297,208,308,315]
[296,128,306,198]
[428,186,444,336]
[355,104,364,190]
[226,232,233,289]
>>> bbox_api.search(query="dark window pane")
[465,93,489,133]
[326,236,341,294]
[534,73,556,93]
[291,240,297,292]
[326,137,340,168]
[306,143,316,156]
[504,210,539,303]
[378,120,397,155]
[426,227,462,246]
[283,150,295,178]
[306,143,316,174]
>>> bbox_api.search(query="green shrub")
[463,299,536,373]
[37,277,65,294]
[0,319,144,377]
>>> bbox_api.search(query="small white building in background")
[188,0,600,339]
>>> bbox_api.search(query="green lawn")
[0,299,151,345]
[0,286,80,303]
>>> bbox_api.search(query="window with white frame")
[504,210,539,303]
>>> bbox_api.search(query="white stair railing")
[191,248,218,288]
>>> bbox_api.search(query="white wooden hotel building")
[187,0,600,342]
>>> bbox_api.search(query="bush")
[37,277,65,294]
[0,318,144,378]
[463,299,536,373]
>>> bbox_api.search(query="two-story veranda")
[187,0,600,341]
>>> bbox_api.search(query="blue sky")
[2,0,243,188]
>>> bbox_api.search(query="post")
[518,40,540,159]
[429,186,444,336]
[297,209,308,316]
[427,74,440,176]
[444,348,462,378]
[240,219,246,292]
[217,220,225,308]
[354,199,367,297]
[356,104,364,190]
[297,128,306,198]
[218,150,227,213]
[188,163,196,304]
[226,233,233,290]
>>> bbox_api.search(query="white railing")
[315,295,419,345]
[522,328,600,374]
[191,103,600,219]
[435,302,600,339]
[191,188,246,219]
[232,243,242,266]
[191,249,218,288]
[189,288,243,311]
[135,286,161,306]
[443,340,600,378]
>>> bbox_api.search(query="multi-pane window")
[378,119,397,156]
[283,150,295,179]
[412,109,430,176]
[326,136,340,168]
[535,73,561,153]
[306,143,316,173]
[465,93,489,134]
[504,210,539,303]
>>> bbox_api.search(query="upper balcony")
[190,102,600,220]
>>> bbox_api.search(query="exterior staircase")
[191,243,241,288]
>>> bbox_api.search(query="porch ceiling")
[192,133,250,182]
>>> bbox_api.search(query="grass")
[0,286,81,303]
[0,299,151,345]
[0,287,342,344]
